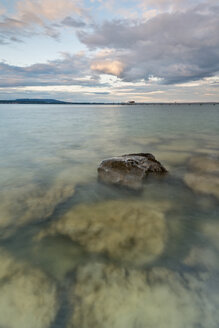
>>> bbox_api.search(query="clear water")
[0,104,218,328]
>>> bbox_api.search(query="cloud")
[61,16,86,28]
[0,5,6,17]
[1,0,219,90]
[91,60,124,76]
[0,54,218,102]
[16,0,84,21]
[0,53,98,88]
[138,0,206,12]
[78,2,219,84]
[0,1,219,102]
[0,63,218,102]
[0,0,88,42]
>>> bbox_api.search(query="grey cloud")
[0,15,36,43]
[10,36,24,43]
[0,37,7,45]
[139,0,206,12]
[93,92,110,95]
[0,16,26,30]
[79,2,219,84]
[43,26,61,40]
[0,54,104,88]
[61,16,86,28]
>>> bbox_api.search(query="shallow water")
[0,104,218,328]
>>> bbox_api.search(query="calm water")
[0,104,218,328]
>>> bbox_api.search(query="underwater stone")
[184,155,219,199]
[189,156,219,174]
[37,200,170,266]
[68,263,218,328]
[0,169,77,237]
[0,249,58,328]
[98,153,167,189]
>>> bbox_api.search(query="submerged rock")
[188,156,219,174]
[184,246,218,271]
[98,153,167,189]
[184,174,219,199]
[0,249,58,328]
[0,168,79,237]
[37,200,171,266]
[184,155,219,199]
[184,221,219,271]
[68,263,218,328]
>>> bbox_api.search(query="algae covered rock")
[38,200,171,266]
[98,153,167,189]
[184,220,219,271]
[184,155,219,199]
[0,249,58,328]
[188,156,219,174]
[68,263,218,328]
[0,170,76,237]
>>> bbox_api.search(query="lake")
[0,104,218,328]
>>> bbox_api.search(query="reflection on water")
[0,104,218,328]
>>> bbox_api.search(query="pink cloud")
[91,60,124,76]
[16,0,85,21]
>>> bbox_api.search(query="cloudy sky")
[0,0,218,102]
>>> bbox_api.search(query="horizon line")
[0,99,219,105]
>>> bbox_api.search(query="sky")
[0,0,218,102]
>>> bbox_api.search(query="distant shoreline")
[0,99,218,105]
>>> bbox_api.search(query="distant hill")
[0,99,71,104]
[0,98,115,105]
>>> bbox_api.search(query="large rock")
[98,153,167,189]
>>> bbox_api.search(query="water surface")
[0,104,218,328]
